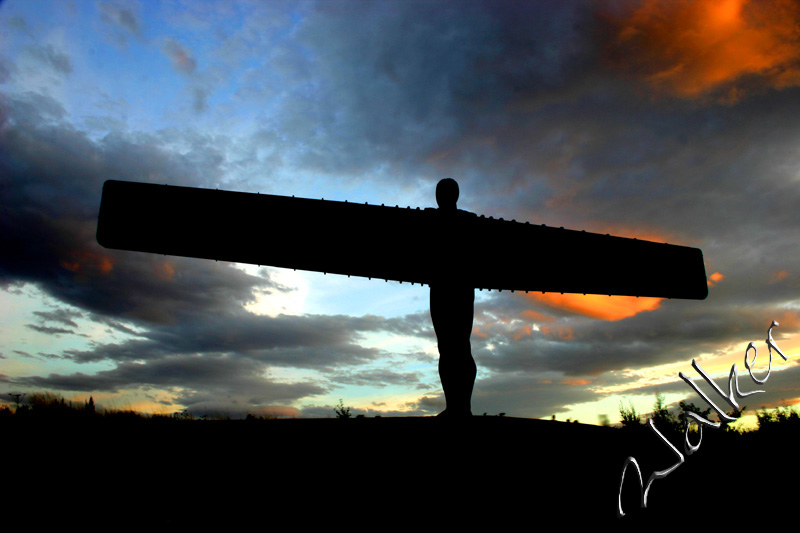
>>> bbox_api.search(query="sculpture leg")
[430,285,475,418]
[437,339,476,417]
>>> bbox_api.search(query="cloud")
[256,0,599,181]
[24,44,73,75]
[562,377,592,386]
[16,353,327,405]
[331,367,424,388]
[472,372,600,419]
[526,293,663,321]
[162,38,197,75]
[58,312,402,369]
[98,2,142,49]
[771,270,790,283]
[25,324,77,336]
[707,272,725,288]
[472,289,796,381]
[33,309,82,328]
[601,0,800,102]
[100,3,141,36]
[0,92,255,322]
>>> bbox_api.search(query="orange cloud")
[154,261,176,281]
[472,326,489,339]
[603,0,800,101]
[771,270,790,282]
[561,378,592,386]
[528,292,662,321]
[512,324,533,341]
[707,271,725,287]
[60,250,115,275]
[575,222,679,245]
[520,309,556,323]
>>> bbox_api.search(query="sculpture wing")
[97,180,708,299]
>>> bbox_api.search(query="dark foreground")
[9,415,796,528]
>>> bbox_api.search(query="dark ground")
[8,415,795,529]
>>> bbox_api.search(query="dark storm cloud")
[382,311,434,339]
[16,353,326,403]
[59,312,400,370]
[468,291,800,418]
[472,292,796,378]
[0,91,260,323]
[332,367,423,388]
[538,90,800,307]
[272,0,800,273]
[10,304,427,410]
[473,372,599,419]
[238,0,599,183]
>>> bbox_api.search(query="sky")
[1,0,799,426]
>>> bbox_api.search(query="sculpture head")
[436,178,459,211]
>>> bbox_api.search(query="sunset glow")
[527,293,663,321]
[606,0,800,101]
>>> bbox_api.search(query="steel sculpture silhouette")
[97,178,708,417]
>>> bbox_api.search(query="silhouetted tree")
[757,404,799,432]
[334,399,351,419]
[28,392,72,417]
[651,392,680,434]
[619,400,641,428]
